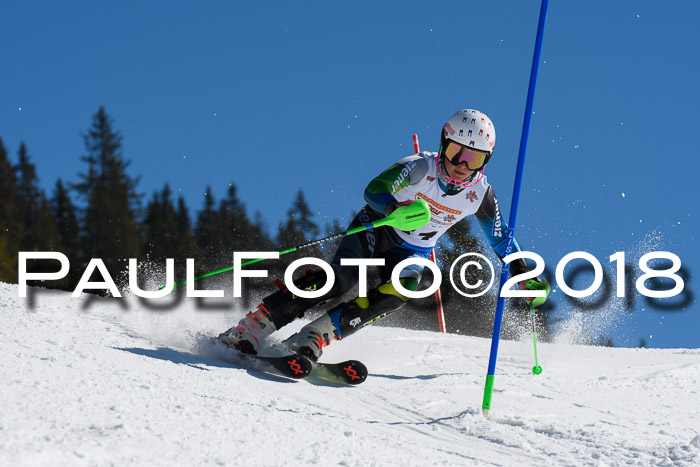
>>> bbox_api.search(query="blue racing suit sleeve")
[364,192,396,215]
[475,184,529,276]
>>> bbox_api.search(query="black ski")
[309,359,368,385]
[237,352,313,380]
[211,337,364,384]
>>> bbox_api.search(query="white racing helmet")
[437,109,496,190]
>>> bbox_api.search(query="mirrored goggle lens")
[444,141,488,170]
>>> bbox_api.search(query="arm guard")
[364,155,427,214]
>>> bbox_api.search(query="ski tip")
[342,360,368,385]
[310,359,368,385]
[283,354,313,379]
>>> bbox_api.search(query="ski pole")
[482,0,549,418]
[169,199,431,288]
[530,306,542,375]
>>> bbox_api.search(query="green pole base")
[482,374,495,418]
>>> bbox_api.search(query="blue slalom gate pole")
[482,0,550,418]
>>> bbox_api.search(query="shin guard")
[326,279,415,339]
[261,269,333,330]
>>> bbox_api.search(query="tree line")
[0,106,555,340]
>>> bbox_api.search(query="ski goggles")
[441,140,490,171]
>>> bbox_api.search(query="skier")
[218,109,550,360]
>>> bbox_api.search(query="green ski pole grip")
[373,198,430,231]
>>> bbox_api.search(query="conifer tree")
[143,184,179,263]
[72,106,142,284]
[13,143,61,286]
[51,179,82,288]
[194,186,223,270]
[251,210,273,252]
[277,189,321,259]
[142,185,199,277]
[176,196,192,238]
[0,138,23,283]
[218,184,254,254]
[16,142,47,251]
[174,195,200,273]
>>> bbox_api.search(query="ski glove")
[519,277,550,308]
[385,199,414,216]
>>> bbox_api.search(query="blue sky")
[2,1,698,348]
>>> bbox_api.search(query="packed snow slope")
[1,282,699,466]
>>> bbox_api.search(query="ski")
[210,337,312,380]
[237,352,313,380]
[309,359,368,385]
[210,337,365,384]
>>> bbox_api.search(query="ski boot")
[218,269,333,355]
[289,278,414,360]
[289,314,340,361]
[217,303,277,355]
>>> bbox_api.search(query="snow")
[2,282,699,466]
